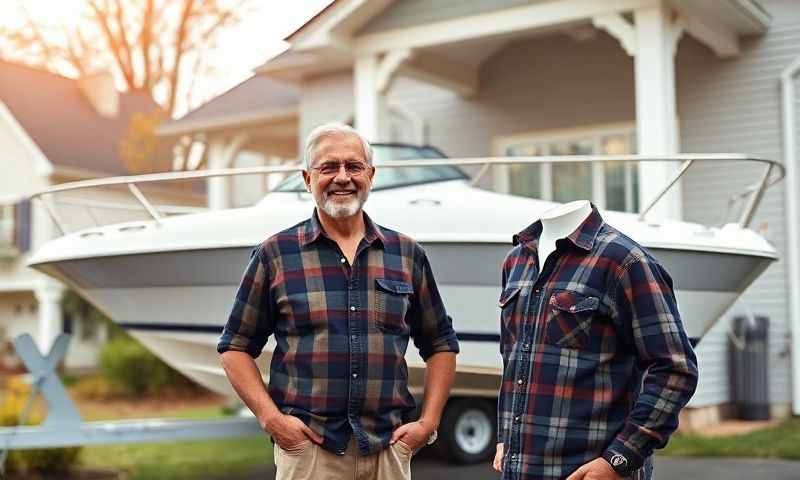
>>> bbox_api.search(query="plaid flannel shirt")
[218,210,459,456]
[498,205,698,480]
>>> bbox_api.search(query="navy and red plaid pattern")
[218,210,459,456]
[497,205,698,480]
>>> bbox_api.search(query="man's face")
[303,133,375,219]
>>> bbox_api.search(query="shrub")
[71,375,120,400]
[0,376,82,475]
[98,337,195,396]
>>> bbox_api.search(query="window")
[494,124,639,213]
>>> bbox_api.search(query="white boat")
[26,147,783,462]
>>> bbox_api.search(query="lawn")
[662,417,800,460]
[80,434,272,480]
[2,375,274,479]
[76,400,275,479]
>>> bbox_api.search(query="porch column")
[354,54,388,141]
[34,281,64,352]
[207,134,248,210]
[633,2,683,220]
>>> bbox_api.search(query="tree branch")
[139,0,155,91]
[166,0,195,116]
[88,0,135,87]
[113,0,136,87]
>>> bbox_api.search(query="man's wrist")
[260,409,283,431]
[417,417,438,433]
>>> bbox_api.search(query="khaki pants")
[274,438,412,480]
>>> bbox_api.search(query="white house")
[161,0,800,426]
[0,61,203,371]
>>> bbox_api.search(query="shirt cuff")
[603,433,647,474]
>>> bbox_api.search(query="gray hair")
[303,122,373,169]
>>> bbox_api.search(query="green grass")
[80,435,272,480]
[78,404,270,479]
[661,417,800,460]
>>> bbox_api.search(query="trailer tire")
[436,398,496,464]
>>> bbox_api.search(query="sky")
[0,0,333,116]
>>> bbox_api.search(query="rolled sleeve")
[217,246,274,358]
[408,246,459,361]
[604,254,699,468]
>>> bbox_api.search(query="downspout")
[780,55,800,416]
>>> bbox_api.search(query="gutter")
[780,55,800,416]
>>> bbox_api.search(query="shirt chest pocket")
[498,286,522,344]
[545,290,601,350]
[373,278,412,334]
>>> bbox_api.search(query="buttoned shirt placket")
[505,247,563,480]
[340,239,371,456]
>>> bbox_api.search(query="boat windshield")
[273,144,469,192]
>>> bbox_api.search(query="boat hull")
[34,241,771,399]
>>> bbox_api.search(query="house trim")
[780,54,800,416]
[156,107,299,137]
[352,0,659,55]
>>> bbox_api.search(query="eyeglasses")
[309,161,370,177]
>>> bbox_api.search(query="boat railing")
[27,154,784,236]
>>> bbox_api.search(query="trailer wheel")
[436,399,496,464]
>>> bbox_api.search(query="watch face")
[427,430,438,445]
[610,454,628,468]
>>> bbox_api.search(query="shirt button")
[340,258,346,264]
[350,306,356,311]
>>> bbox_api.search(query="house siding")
[299,2,795,412]
[678,0,799,409]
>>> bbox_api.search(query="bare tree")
[0,0,252,117]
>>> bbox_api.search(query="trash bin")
[729,315,770,420]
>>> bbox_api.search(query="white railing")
[27,154,785,236]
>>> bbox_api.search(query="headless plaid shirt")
[218,209,459,456]
[498,205,698,479]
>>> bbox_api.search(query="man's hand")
[263,412,323,450]
[391,420,433,453]
[565,458,624,480]
[492,443,504,472]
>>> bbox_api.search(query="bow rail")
[27,154,784,235]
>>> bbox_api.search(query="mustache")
[325,185,357,193]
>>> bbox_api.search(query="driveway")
[231,452,800,479]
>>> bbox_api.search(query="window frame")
[492,122,638,212]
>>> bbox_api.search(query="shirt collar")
[512,203,604,253]
[301,208,386,248]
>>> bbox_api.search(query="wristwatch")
[602,450,635,477]
[426,428,438,445]
[418,420,438,445]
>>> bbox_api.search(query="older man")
[217,123,459,480]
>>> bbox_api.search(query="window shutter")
[14,199,31,253]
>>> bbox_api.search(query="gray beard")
[321,192,368,218]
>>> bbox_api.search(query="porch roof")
[157,75,299,137]
[256,0,771,85]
